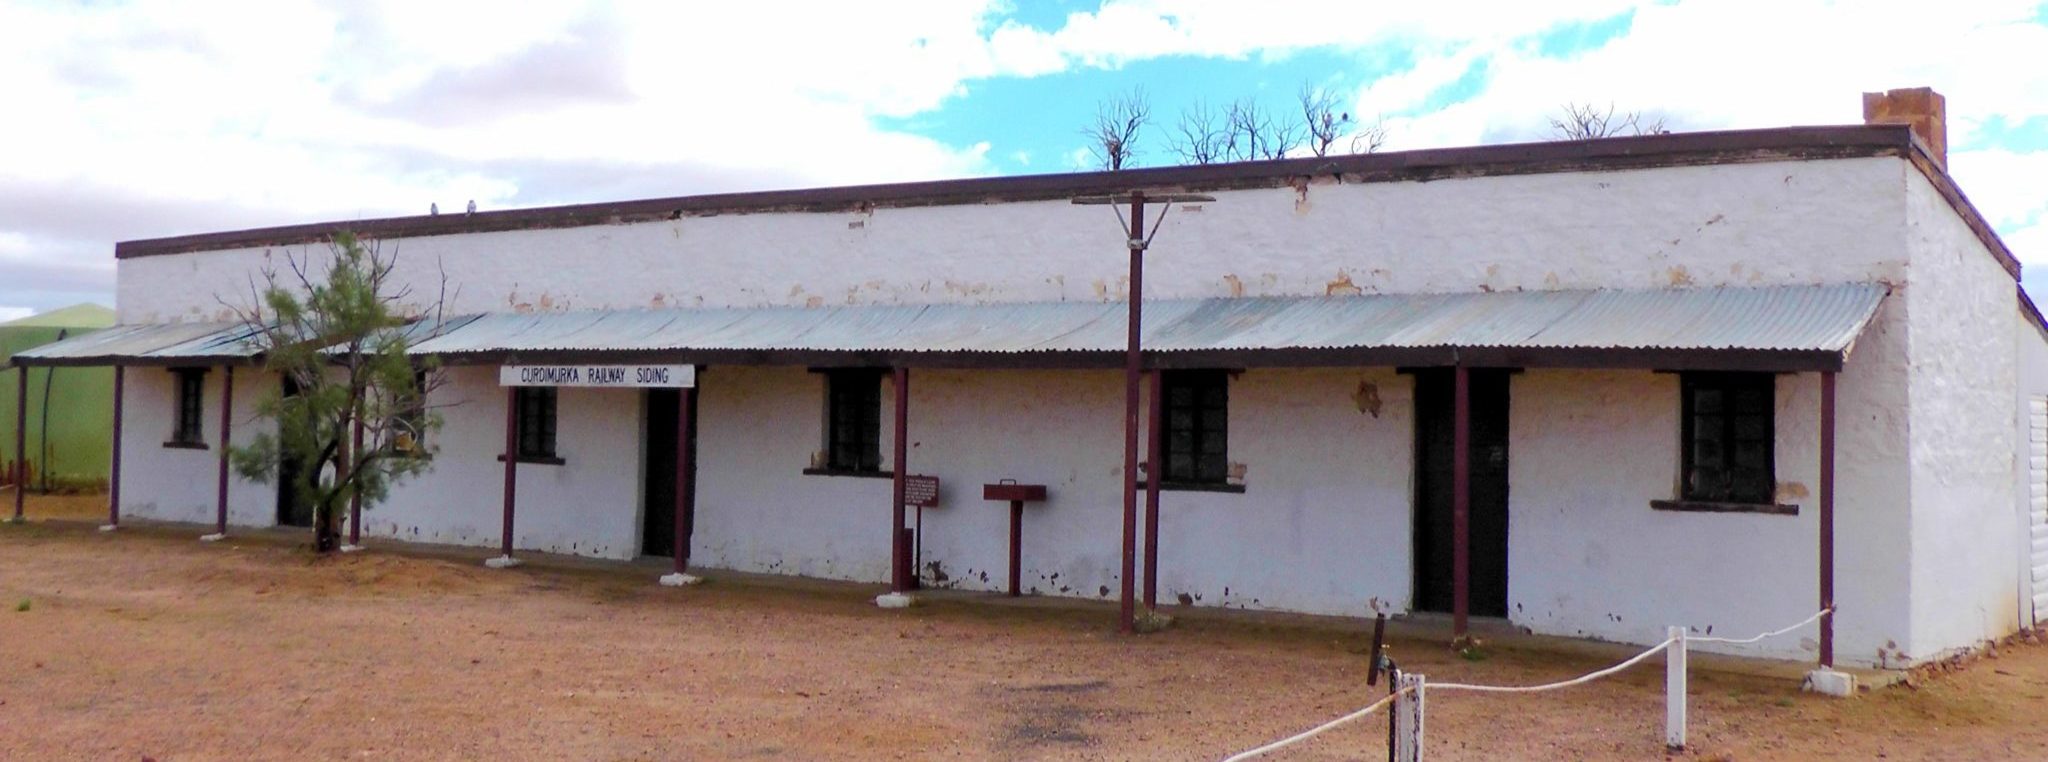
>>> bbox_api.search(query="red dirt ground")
[3,493,2046,760]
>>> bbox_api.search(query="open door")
[1413,368,1510,617]
[276,376,313,528]
[642,388,698,557]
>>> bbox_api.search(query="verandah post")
[105,365,124,530]
[11,364,24,522]
[486,386,521,568]
[660,375,701,587]
[1143,367,1163,611]
[200,365,234,541]
[346,414,364,548]
[1820,370,1836,668]
[876,366,913,607]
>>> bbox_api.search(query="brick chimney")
[1863,87,1946,167]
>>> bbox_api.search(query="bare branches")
[1299,84,1353,158]
[1170,101,1228,165]
[1084,87,1151,171]
[1223,96,1300,161]
[1548,102,1668,140]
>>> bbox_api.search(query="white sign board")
[499,364,695,388]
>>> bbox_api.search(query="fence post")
[1394,672,1426,762]
[1666,626,1687,751]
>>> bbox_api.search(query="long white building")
[18,88,2046,677]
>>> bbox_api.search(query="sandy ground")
[2,495,2047,760]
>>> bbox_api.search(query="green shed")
[3,304,117,492]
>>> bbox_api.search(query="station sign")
[499,364,696,388]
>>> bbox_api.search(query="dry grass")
[2,495,2046,760]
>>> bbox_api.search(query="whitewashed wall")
[1903,170,2025,662]
[2012,314,2048,625]
[111,153,2021,667]
[116,367,276,528]
[115,157,1910,323]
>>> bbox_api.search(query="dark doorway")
[276,376,313,528]
[642,388,699,558]
[1413,368,1511,617]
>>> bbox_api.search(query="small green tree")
[229,232,446,553]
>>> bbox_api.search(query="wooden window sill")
[802,467,893,479]
[1651,499,1797,516]
[1135,480,1247,494]
[163,441,209,450]
[496,454,567,466]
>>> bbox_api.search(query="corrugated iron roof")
[12,285,1888,371]
[11,321,254,365]
[405,283,1887,370]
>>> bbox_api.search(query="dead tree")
[1223,96,1300,161]
[1084,88,1151,171]
[1549,102,1668,140]
[1170,101,1228,165]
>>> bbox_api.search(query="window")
[1162,369,1230,485]
[169,368,207,447]
[392,368,430,455]
[823,369,883,472]
[1680,372,1775,504]
[515,386,558,460]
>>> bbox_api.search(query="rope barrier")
[1219,608,1834,759]
[1688,607,1831,645]
[1428,637,1678,694]
[1220,687,1410,762]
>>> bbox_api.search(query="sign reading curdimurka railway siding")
[499,364,696,388]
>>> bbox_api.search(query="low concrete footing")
[198,533,226,542]
[1803,668,1857,697]
[875,592,918,609]
[659,572,703,587]
[97,524,118,533]
[339,544,365,553]
[483,555,522,569]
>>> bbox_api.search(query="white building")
[18,88,2047,674]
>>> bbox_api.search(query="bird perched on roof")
[430,202,439,216]
[467,200,476,215]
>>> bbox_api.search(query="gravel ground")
[2,494,2045,760]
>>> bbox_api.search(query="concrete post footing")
[483,555,522,569]
[659,572,703,587]
[198,533,226,542]
[1803,668,1857,697]
[875,592,918,609]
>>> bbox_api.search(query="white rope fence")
[1690,607,1832,645]
[1220,689,1410,762]
[1221,608,1835,761]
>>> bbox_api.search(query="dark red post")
[214,365,234,536]
[673,384,696,574]
[500,387,518,559]
[1119,192,1146,634]
[108,365,124,527]
[11,365,24,522]
[890,367,910,593]
[1008,499,1024,597]
[348,414,364,545]
[1820,371,1837,668]
[1452,364,1471,637]
[1143,368,1164,610]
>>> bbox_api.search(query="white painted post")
[1666,626,1687,751]
[1394,672,1426,762]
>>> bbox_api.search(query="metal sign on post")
[499,364,696,388]
[903,475,940,508]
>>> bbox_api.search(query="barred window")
[516,386,557,460]
[1681,372,1775,504]
[1163,370,1229,485]
[824,369,883,472]
[171,368,207,446]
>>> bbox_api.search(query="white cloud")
[0,307,31,323]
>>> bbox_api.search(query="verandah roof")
[13,284,1889,372]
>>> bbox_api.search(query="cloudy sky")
[3,0,2046,320]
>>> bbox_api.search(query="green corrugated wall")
[2,315,116,491]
